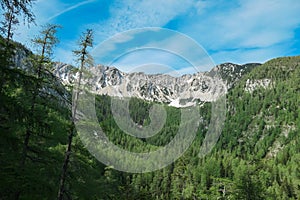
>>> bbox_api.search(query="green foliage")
[0,0,35,42]
[1,26,300,200]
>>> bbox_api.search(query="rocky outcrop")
[53,62,258,107]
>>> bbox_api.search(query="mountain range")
[53,62,260,107]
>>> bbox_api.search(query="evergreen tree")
[0,0,35,93]
[14,24,61,199]
[57,29,94,200]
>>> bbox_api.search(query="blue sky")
[13,0,300,74]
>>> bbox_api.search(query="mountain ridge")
[53,62,260,107]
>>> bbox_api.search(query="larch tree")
[0,0,35,45]
[15,24,60,199]
[0,0,35,93]
[57,29,94,200]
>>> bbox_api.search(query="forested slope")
[91,56,300,199]
[1,31,299,199]
[1,0,299,199]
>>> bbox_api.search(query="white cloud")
[110,49,187,71]
[210,43,291,65]
[91,0,194,40]
[10,0,300,67]
[177,0,300,64]
[47,0,97,21]
[92,28,215,73]
[186,0,300,50]
[142,32,215,71]
[221,0,300,48]
[91,29,143,59]
[109,47,211,75]
[52,0,197,66]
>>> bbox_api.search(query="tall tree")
[15,24,60,199]
[0,0,35,93]
[21,24,60,164]
[57,29,94,200]
[233,164,264,200]
[0,0,35,42]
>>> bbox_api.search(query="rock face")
[245,78,272,93]
[211,62,260,88]
[53,62,259,107]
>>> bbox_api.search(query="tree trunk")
[57,65,83,200]
[57,124,74,200]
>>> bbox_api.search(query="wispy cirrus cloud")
[13,0,71,48]
[11,0,300,71]
[179,0,300,64]
[14,0,98,63]
[218,0,300,48]
[91,28,215,75]
[90,0,195,41]
[47,0,97,21]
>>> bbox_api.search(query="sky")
[11,0,300,74]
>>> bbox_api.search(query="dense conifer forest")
[0,1,299,199]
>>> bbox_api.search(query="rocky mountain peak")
[210,62,261,87]
[53,62,258,107]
